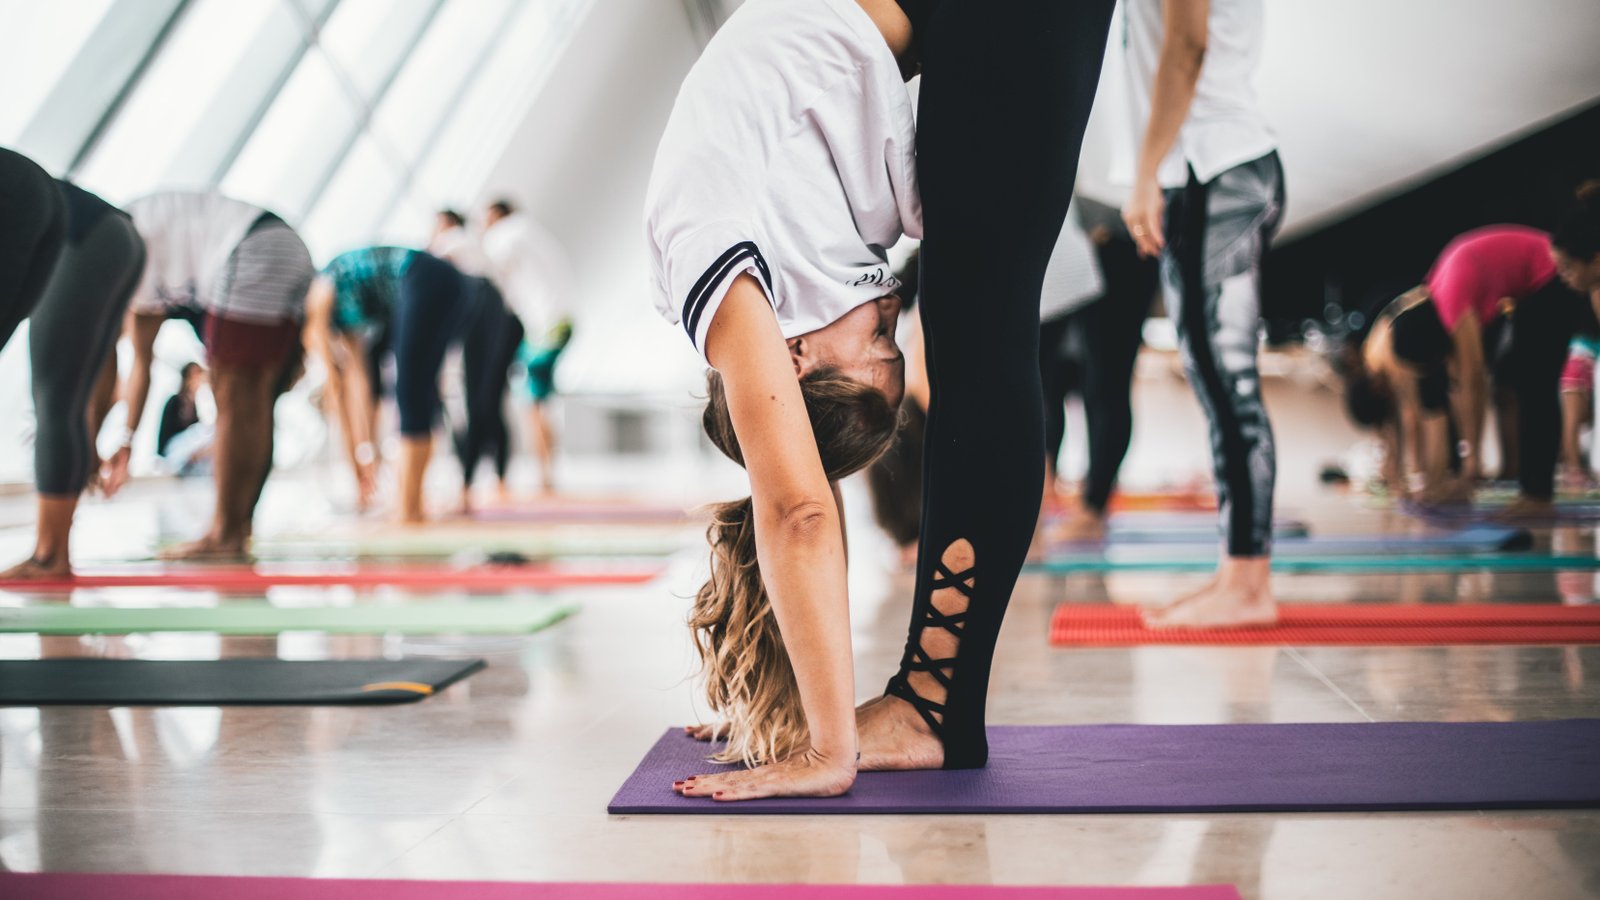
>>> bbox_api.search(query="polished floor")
[0,372,1597,899]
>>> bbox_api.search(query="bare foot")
[0,556,71,581]
[854,694,943,770]
[1144,558,1277,629]
[1045,506,1107,544]
[674,747,856,802]
[684,722,729,742]
[1494,496,1555,520]
[685,696,945,772]
[157,536,251,563]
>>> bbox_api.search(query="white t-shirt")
[126,191,266,315]
[428,225,490,279]
[482,212,574,338]
[1039,199,1105,322]
[644,0,921,362]
[1124,0,1276,188]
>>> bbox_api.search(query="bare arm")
[120,312,163,438]
[1123,0,1209,258]
[1448,313,1488,481]
[705,273,857,766]
[101,312,163,496]
[305,282,378,502]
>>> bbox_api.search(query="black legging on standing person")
[33,183,146,495]
[0,148,66,343]
[1080,227,1159,514]
[454,278,525,488]
[885,0,1116,769]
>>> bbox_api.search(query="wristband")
[354,442,376,466]
[115,427,135,450]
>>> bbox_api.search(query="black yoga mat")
[0,658,485,706]
[609,720,1600,814]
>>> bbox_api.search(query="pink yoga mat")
[0,563,663,592]
[0,874,1241,900]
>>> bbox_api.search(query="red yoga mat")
[0,874,1241,900]
[0,563,664,592]
[1050,603,1600,646]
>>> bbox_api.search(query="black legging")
[0,148,66,344]
[886,0,1116,769]
[1039,311,1083,469]
[454,278,524,488]
[392,252,476,436]
[1502,280,1588,500]
[32,185,145,496]
[1081,232,1158,513]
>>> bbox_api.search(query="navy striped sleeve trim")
[682,241,773,347]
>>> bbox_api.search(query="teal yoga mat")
[1027,553,1600,574]
[0,599,577,635]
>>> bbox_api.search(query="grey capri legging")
[30,209,146,495]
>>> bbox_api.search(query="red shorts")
[202,314,300,369]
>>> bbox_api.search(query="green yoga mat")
[1028,553,1600,574]
[0,600,577,635]
[0,658,485,706]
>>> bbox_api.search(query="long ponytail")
[693,367,899,766]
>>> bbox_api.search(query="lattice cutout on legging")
[886,540,973,737]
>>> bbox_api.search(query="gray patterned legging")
[1163,151,1285,558]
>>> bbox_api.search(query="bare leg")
[1143,555,1277,628]
[525,403,557,494]
[399,435,432,524]
[1045,494,1108,543]
[1,495,80,579]
[160,363,276,561]
[1561,389,1591,486]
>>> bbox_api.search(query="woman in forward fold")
[651,0,1113,801]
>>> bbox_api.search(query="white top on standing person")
[1122,0,1276,189]
[429,210,490,279]
[644,0,921,364]
[482,200,573,338]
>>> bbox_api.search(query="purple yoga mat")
[0,874,1241,900]
[609,720,1600,815]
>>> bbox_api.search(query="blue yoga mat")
[1055,525,1528,553]
[609,720,1600,815]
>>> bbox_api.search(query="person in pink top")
[1382,220,1594,515]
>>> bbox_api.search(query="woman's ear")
[787,336,809,377]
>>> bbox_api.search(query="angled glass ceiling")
[1,0,594,261]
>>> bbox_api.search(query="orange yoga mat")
[1049,603,1600,646]
[0,562,664,592]
[1103,492,1216,513]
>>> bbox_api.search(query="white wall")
[473,0,709,395]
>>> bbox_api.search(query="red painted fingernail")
[714,792,724,798]
[685,776,696,781]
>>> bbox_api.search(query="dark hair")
[692,367,899,765]
[1553,180,1600,261]
[867,397,926,546]
[1343,368,1394,428]
[1389,301,1453,368]
[438,209,465,228]
[488,198,515,218]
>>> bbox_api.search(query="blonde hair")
[694,368,899,766]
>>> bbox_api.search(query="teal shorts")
[523,320,573,402]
